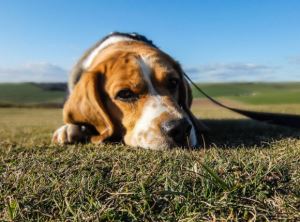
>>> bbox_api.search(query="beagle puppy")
[52,32,206,150]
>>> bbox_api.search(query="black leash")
[183,73,300,129]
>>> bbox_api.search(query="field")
[0,83,65,107]
[191,82,300,105]
[1,98,300,221]
[1,82,300,107]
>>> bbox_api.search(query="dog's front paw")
[52,124,89,144]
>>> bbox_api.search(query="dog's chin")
[127,137,197,150]
[124,130,198,150]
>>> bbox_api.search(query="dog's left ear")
[63,70,114,144]
[174,62,208,146]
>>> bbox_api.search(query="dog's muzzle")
[161,118,192,147]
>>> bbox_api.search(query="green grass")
[1,82,300,107]
[191,82,300,104]
[0,83,65,106]
[0,106,300,221]
[235,91,300,105]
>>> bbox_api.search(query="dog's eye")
[115,89,139,102]
[168,78,179,89]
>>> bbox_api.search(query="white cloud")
[0,61,293,83]
[287,56,300,65]
[0,63,68,82]
[185,63,277,82]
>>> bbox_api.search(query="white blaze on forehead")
[82,36,134,69]
[130,57,170,148]
[138,56,156,95]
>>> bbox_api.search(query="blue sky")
[0,0,300,82]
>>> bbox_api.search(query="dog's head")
[63,33,205,149]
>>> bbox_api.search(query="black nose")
[162,118,192,145]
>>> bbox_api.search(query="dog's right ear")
[63,71,114,144]
[172,61,209,147]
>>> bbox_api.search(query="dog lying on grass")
[52,32,206,150]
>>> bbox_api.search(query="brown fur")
[54,40,206,147]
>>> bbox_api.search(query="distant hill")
[0,83,66,107]
[31,82,67,91]
[0,82,299,107]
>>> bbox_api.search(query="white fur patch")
[138,56,158,95]
[129,57,169,148]
[52,124,86,144]
[52,125,68,144]
[130,99,169,149]
[82,36,134,69]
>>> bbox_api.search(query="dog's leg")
[52,124,93,144]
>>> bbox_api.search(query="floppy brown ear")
[63,71,114,144]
